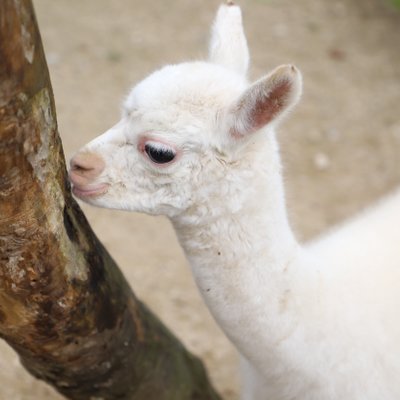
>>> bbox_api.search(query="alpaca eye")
[144,143,176,164]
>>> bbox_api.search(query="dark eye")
[144,143,176,164]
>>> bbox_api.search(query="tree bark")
[0,1,221,399]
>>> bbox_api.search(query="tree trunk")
[0,1,221,399]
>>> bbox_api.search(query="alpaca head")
[69,2,302,218]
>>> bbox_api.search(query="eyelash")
[143,141,177,165]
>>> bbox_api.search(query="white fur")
[70,3,400,399]
[209,3,249,76]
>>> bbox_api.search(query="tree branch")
[0,1,221,398]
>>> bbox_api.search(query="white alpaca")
[69,3,400,399]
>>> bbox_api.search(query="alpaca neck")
[171,135,303,370]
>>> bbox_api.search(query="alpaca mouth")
[72,183,109,199]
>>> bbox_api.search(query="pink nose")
[69,152,105,187]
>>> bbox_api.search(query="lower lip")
[72,184,109,198]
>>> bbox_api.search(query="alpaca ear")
[228,64,302,138]
[209,2,249,76]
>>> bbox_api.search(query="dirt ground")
[1,0,400,399]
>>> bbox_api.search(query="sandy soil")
[1,0,400,398]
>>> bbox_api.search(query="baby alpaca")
[69,3,400,399]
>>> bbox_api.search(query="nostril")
[70,152,105,180]
[71,158,94,172]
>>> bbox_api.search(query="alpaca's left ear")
[227,64,302,138]
[209,3,249,76]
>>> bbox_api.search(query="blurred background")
[1,0,400,398]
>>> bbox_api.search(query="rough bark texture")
[0,1,221,399]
